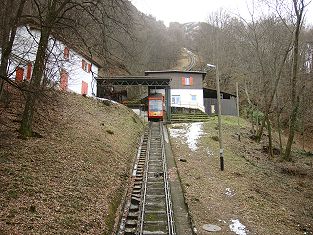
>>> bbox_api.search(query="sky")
[131,0,313,27]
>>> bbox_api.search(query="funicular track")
[118,122,175,235]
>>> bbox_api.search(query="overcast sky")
[131,0,313,27]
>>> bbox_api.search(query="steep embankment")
[0,90,144,234]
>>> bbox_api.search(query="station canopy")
[97,76,171,87]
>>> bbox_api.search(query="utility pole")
[215,65,224,171]
[236,82,240,141]
[207,63,224,171]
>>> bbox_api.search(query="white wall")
[7,26,98,96]
[65,53,98,96]
[149,88,165,95]
[170,89,204,112]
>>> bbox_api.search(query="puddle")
[225,188,235,197]
[229,219,248,235]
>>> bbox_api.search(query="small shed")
[203,88,237,116]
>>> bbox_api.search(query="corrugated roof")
[97,76,170,80]
[145,70,207,75]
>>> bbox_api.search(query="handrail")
[171,102,205,113]
[160,123,176,235]
[139,123,151,234]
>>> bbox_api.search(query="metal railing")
[171,102,206,113]
[160,123,176,235]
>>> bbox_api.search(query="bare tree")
[0,0,27,98]
[283,0,307,160]
[19,0,134,137]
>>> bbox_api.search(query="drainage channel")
[118,122,175,235]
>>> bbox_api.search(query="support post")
[236,82,240,141]
[216,65,224,171]
[165,86,171,122]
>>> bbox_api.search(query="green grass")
[296,149,313,157]
[104,187,125,235]
[207,115,250,128]
[60,215,80,229]
[7,189,19,199]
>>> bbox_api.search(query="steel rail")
[139,123,151,234]
[160,123,176,235]
[118,122,175,235]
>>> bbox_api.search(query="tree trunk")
[276,108,283,156]
[266,116,274,159]
[284,97,300,160]
[0,33,10,98]
[244,79,255,134]
[19,28,51,137]
[302,114,305,151]
[275,85,284,156]
[251,112,255,135]
[283,0,304,161]
[256,46,291,142]
[256,112,266,142]
[0,0,26,98]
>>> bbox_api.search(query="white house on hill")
[2,25,99,96]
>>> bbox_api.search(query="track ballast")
[118,122,175,235]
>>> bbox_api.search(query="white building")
[145,70,207,112]
[3,25,99,96]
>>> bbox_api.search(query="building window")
[81,81,88,95]
[172,95,181,104]
[82,59,91,73]
[182,77,193,86]
[64,47,69,60]
[82,59,87,71]
[191,95,197,102]
[15,67,24,82]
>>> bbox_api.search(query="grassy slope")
[0,91,144,234]
[169,116,313,235]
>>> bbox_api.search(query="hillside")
[168,117,313,234]
[0,89,144,234]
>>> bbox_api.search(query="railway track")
[118,122,175,235]
[184,48,196,71]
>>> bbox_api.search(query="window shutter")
[182,77,185,85]
[64,47,69,60]
[26,63,32,81]
[81,81,88,95]
[16,67,24,82]
[189,77,193,85]
[60,69,68,90]
[88,63,92,73]
[82,59,86,70]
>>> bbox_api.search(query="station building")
[96,69,237,121]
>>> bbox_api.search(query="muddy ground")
[168,116,313,235]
